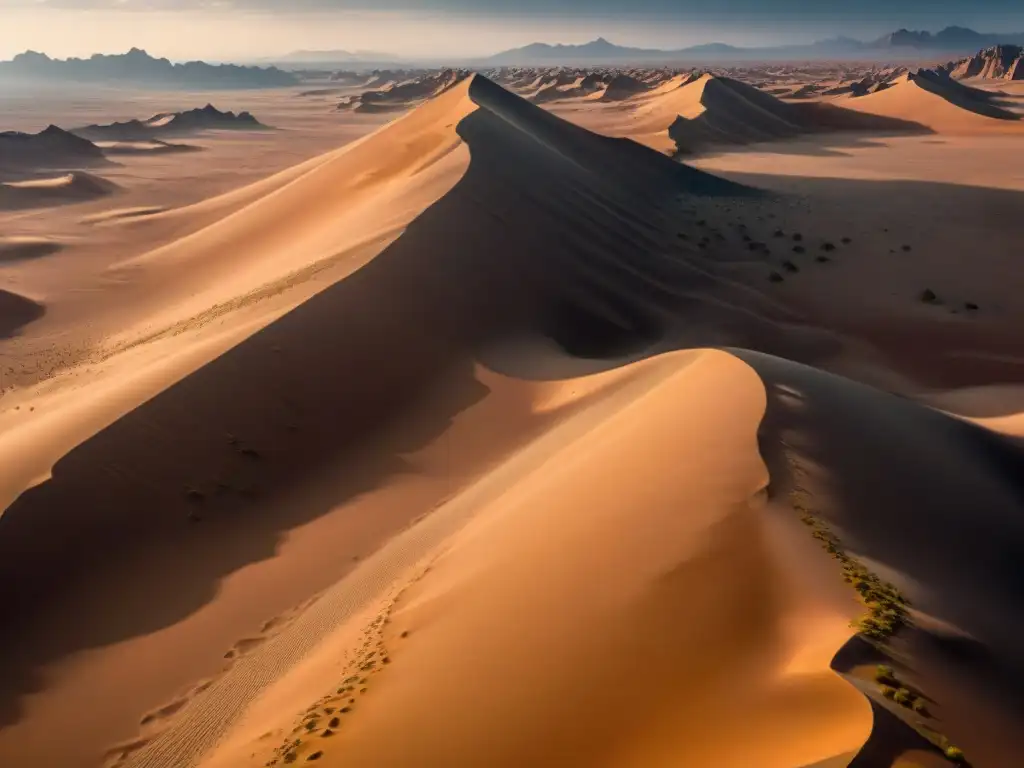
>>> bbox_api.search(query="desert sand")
[1,57,1023,768]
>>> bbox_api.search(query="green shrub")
[944,745,966,763]
[893,688,912,706]
[875,665,896,684]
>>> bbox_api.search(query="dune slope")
[842,72,1024,133]
[626,73,927,154]
[256,349,871,768]
[0,74,775,768]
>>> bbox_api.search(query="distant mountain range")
[484,27,1024,65]
[0,48,297,88]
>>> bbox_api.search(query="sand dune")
[232,349,872,768]
[0,171,118,210]
[599,73,649,101]
[2,69,1024,768]
[0,289,44,338]
[624,73,926,154]
[0,236,64,263]
[338,69,469,113]
[0,74,791,768]
[842,71,1024,133]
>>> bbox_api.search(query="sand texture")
[1,63,1023,768]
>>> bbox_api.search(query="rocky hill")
[936,45,1024,80]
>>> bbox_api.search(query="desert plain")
[1,55,1024,768]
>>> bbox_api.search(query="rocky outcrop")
[939,45,1024,81]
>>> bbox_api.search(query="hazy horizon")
[3,1,1024,62]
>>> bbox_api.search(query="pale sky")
[2,1,1023,61]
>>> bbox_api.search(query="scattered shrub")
[920,289,938,304]
[782,260,799,273]
[768,271,784,283]
[792,233,803,241]
[821,242,836,251]
[307,752,324,762]
[793,245,806,254]
[875,665,896,685]
[773,229,785,238]
[944,745,966,763]
[911,698,928,715]
[902,244,912,252]
[816,255,830,263]
[964,302,979,311]
[841,236,852,244]
[893,688,912,706]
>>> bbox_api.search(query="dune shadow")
[0,239,64,263]
[0,290,45,339]
[845,696,945,767]
[730,350,1024,692]
[670,96,933,160]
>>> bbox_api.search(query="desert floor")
[1,72,1023,768]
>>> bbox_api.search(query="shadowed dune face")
[735,348,1024,762]
[0,237,64,263]
[612,74,930,156]
[841,74,1024,134]
[0,290,45,339]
